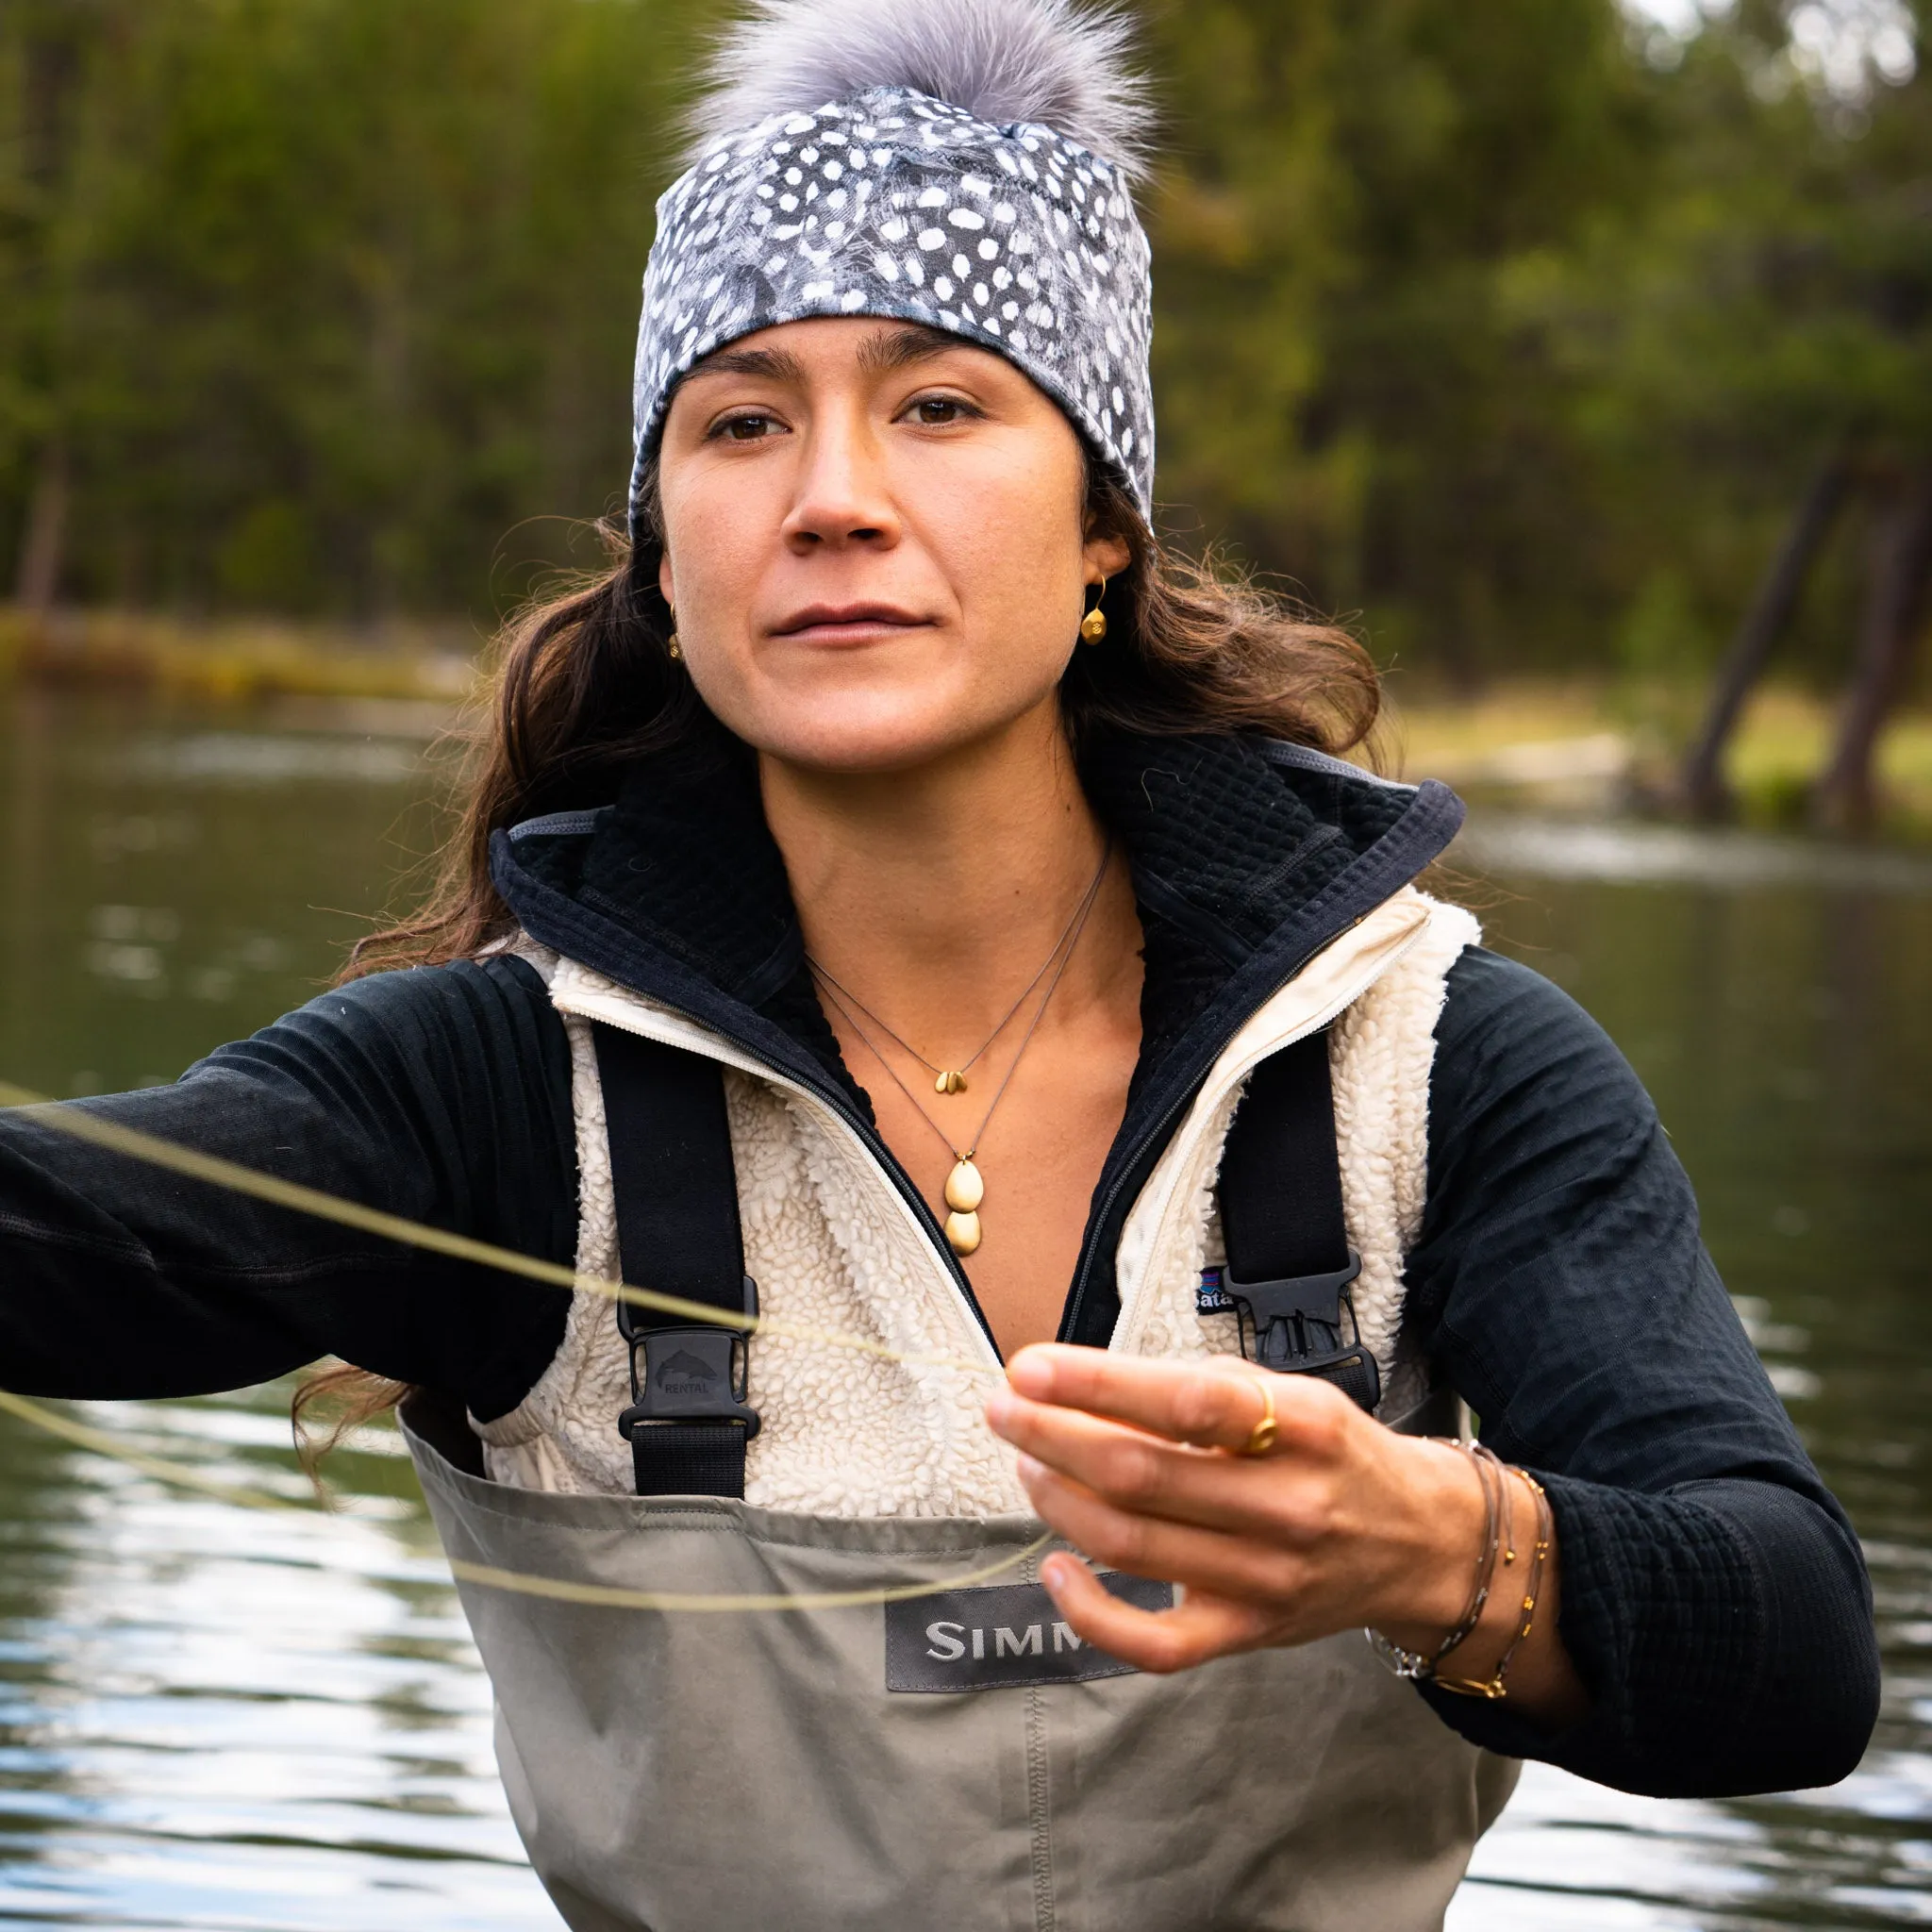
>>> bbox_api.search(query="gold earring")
[1079,577,1108,645]
[668,632,682,661]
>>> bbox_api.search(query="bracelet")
[1429,1470,1553,1701]
[1367,1453,1552,1700]
[1364,1438,1504,1682]
[1431,1442,1507,1666]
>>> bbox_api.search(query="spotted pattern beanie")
[628,0,1157,532]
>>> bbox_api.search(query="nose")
[779,405,899,555]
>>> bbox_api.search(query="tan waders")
[407,1396,1516,1932]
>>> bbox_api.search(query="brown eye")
[912,396,965,425]
[716,413,777,441]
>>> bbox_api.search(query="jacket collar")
[491,724,1464,1348]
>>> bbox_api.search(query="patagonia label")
[1196,1266,1235,1314]
[884,1572,1174,1693]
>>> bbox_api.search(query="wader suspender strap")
[1217,1030,1382,1413]
[593,1024,761,1498]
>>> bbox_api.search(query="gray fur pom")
[684,0,1152,178]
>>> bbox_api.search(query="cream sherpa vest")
[475,887,1480,1507]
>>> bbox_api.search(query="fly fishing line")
[0,1381,1057,1610]
[0,1079,1070,1616]
[0,1079,1000,1379]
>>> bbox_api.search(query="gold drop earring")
[666,607,682,661]
[1079,576,1108,645]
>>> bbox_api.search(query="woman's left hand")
[983,1343,1588,1725]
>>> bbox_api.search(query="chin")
[732,684,1038,776]
[753,710,983,774]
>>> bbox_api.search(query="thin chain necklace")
[807,843,1109,1096]
[810,849,1109,1257]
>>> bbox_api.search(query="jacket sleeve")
[1402,946,1878,1797]
[0,956,575,1423]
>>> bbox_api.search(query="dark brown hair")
[292,458,1382,1459]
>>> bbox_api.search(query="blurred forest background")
[0,0,1927,809]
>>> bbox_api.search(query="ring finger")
[1004,1345,1296,1455]
[989,1389,1307,1540]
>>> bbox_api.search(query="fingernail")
[1041,1554,1073,1591]
[984,1391,1013,1431]
[1015,1452,1045,1487]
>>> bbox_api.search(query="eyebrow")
[683,323,972,390]
[857,323,970,374]
[686,344,808,386]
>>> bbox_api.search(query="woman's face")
[656,317,1129,774]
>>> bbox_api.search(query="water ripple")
[0,1391,560,1929]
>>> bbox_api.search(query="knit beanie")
[627,0,1157,534]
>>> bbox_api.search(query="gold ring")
[1237,1377,1278,1457]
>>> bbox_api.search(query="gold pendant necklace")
[810,846,1109,1257]
[941,1153,986,1256]
[808,856,1105,1097]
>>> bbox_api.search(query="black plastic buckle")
[1222,1250,1380,1408]
[617,1276,762,1442]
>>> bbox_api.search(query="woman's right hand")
[985,1344,1589,1727]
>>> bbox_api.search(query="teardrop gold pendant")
[934,1070,967,1095]
[1079,576,1108,644]
[943,1158,985,1256]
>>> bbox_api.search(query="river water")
[1,689,1928,1929]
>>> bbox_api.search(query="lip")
[770,602,932,643]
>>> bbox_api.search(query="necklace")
[811,849,1109,1257]
[807,845,1108,1096]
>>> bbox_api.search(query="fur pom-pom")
[685,0,1152,178]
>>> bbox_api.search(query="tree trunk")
[23,14,84,189]
[13,16,87,616]
[1680,449,1850,818]
[13,441,69,613]
[1810,468,1932,836]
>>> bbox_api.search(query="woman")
[0,1,1877,1927]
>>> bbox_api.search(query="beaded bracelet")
[1367,1450,1551,1699]
[1365,1439,1507,1683]
[1431,1470,1553,1701]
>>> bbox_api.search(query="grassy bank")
[0,605,475,704]
[6,604,1928,840]
[1383,677,1932,841]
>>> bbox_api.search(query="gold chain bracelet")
[1428,1470,1553,1700]
[1366,1457,1552,1701]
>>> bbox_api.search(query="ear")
[658,550,676,609]
[1083,527,1131,583]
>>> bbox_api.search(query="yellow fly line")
[0,1378,1055,1608]
[0,1078,1063,1617]
[0,1385,299,1514]
[0,1078,997,1381]
[444,1539,1056,1615]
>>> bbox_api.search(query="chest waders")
[404,1023,1516,1932]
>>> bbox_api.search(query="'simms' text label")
[884,1572,1174,1692]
